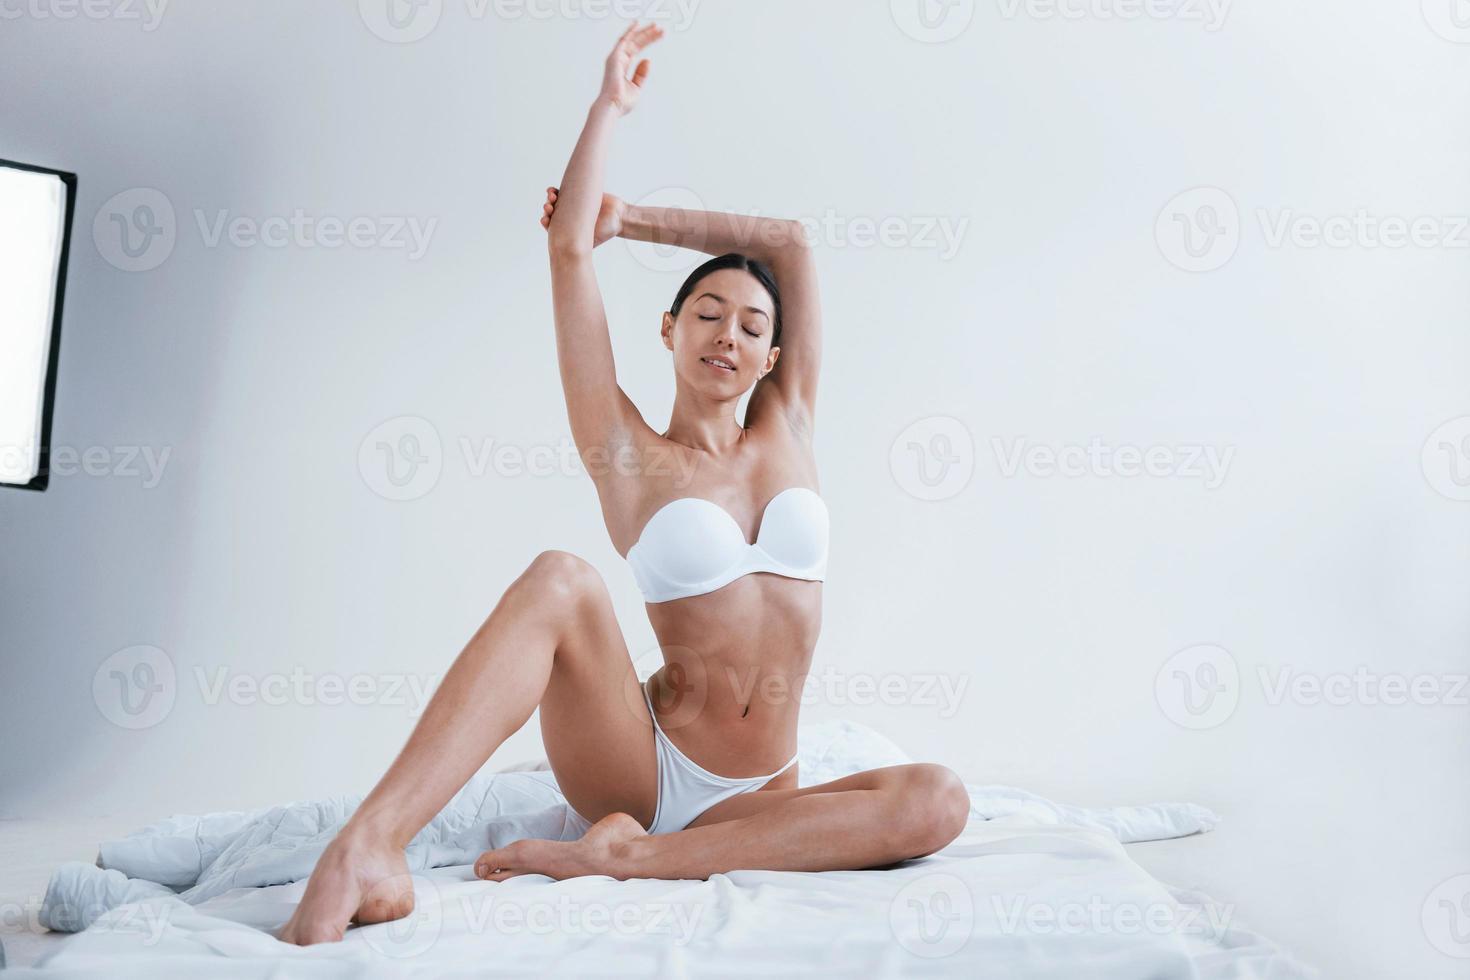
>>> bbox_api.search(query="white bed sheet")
[7,722,1317,978]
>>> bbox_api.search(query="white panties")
[639,677,797,835]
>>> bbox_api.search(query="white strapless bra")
[625,487,829,603]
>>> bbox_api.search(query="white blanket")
[13,721,1315,978]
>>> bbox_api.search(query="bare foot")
[473,812,646,882]
[278,832,414,945]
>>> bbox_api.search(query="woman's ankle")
[338,811,411,852]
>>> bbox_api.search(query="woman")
[281,21,969,946]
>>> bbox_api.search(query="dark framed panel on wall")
[0,158,76,492]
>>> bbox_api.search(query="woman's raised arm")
[620,204,822,438]
[546,22,663,461]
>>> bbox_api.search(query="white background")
[1,1,1467,976]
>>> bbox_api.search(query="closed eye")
[699,314,761,337]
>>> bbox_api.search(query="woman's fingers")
[627,23,662,56]
[612,20,661,60]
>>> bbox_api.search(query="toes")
[476,842,531,880]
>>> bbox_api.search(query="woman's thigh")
[683,764,921,829]
[533,552,659,830]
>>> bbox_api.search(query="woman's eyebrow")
[693,291,771,322]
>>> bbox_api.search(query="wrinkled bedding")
[11,721,1315,978]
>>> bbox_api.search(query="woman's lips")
[701,357,735,372]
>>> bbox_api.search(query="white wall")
[2,2,1466,976]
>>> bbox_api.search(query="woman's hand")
[598,20,663,116]
[541,186,624,247]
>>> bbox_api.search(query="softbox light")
[0,159,75,492]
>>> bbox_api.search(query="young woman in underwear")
[281,21,969,945]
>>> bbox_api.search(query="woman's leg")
[279,550,657,945]
[473,763,971,882]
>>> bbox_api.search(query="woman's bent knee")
[894,763,970,856]
[520,550,603,605]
